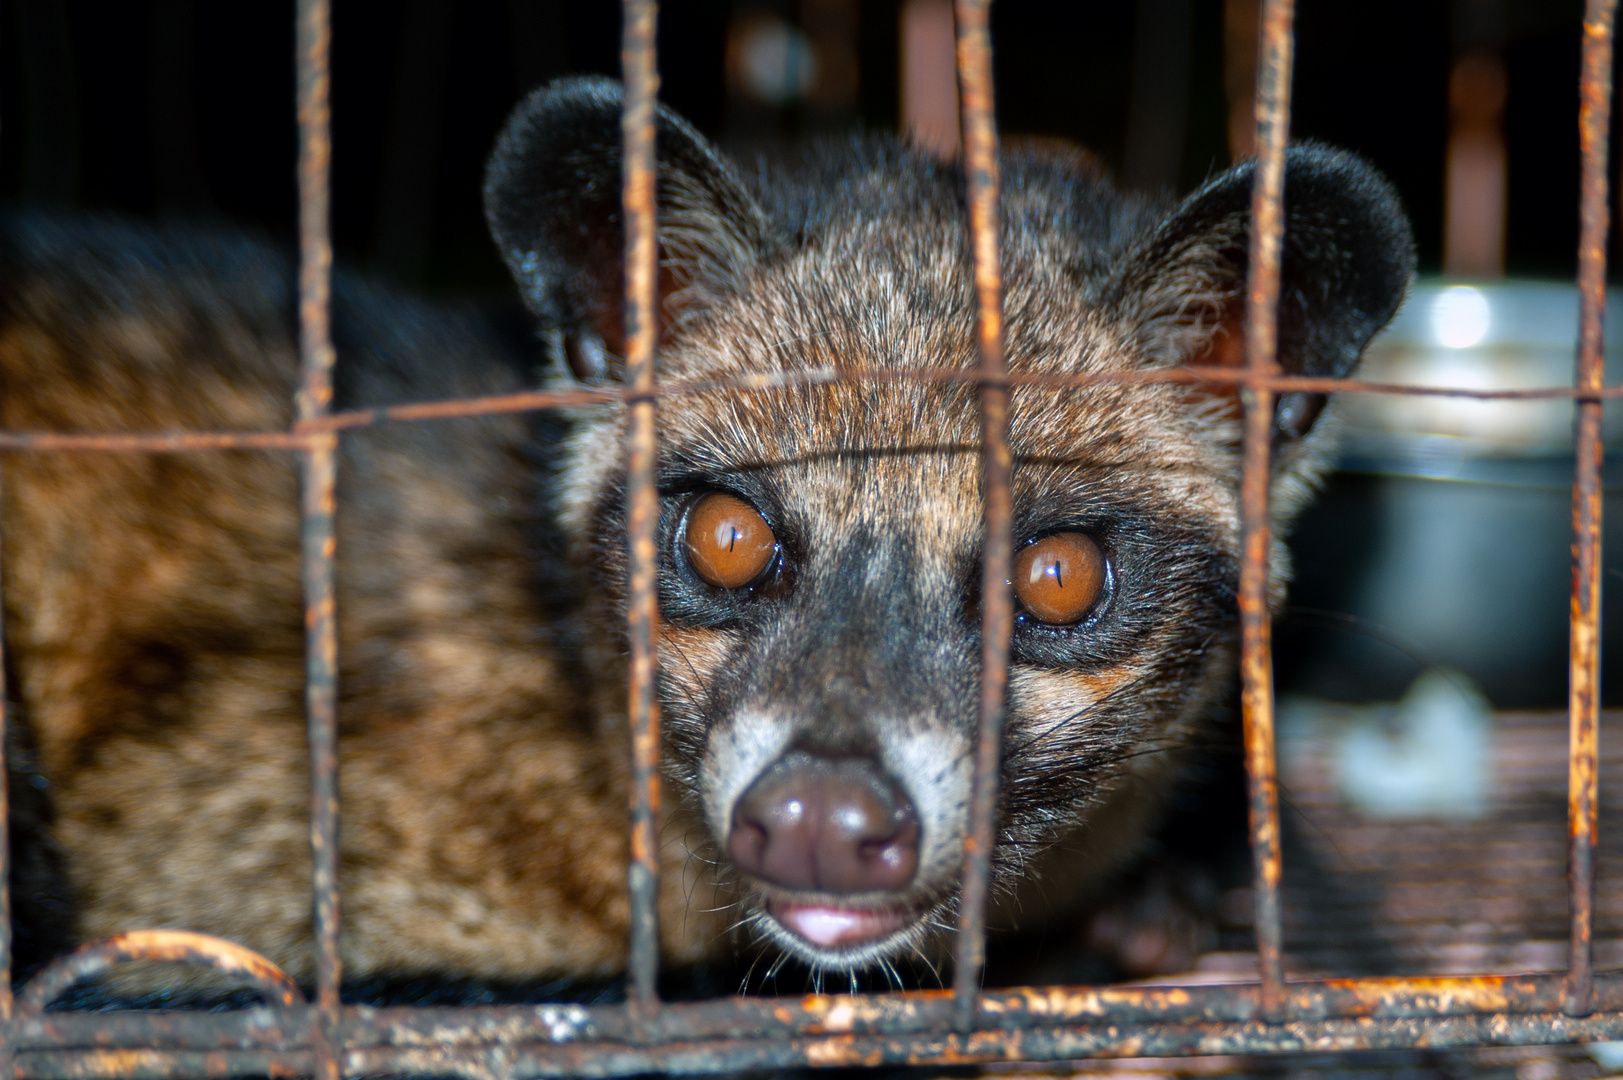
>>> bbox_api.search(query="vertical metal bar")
[0,0,14,1056]
[1238,0,1294,1022]
[0,11,17,1076]
[0,6,16,1069]
[951,0,1013,1033]
[621,0,663,1019]
[1566,0,1616,1021]
[295,1,341,1077]
[0,468,13,1074]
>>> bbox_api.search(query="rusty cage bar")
[0,0,1618,1075]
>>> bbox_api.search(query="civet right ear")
[1106,143,1416,439]
[483,76,779,383]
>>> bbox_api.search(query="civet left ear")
[483,77,779,384]
[1106,143,1416,439]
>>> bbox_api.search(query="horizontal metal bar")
[13,1048,310,1080]
[12,974,1623,1056]
[0,432,316,452]
[336,975,1623,1046]
[286,363,1623,406]
[334,1013,1623,1078]
[321,974,1623,1043]
[13,1010,1623,1080]
[0,365,1616,454]
[11,1011,309,1051]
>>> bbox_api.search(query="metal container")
[1280,280,1623,708]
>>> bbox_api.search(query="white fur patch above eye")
[702,708,794,841]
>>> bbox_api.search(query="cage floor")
[985,709,1623,1079]
[1271,708,1623,978]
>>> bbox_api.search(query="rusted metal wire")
[327,1012,1623,1077]
[1566,0,1617,1022]
[8,957,1623,1072]
[951,0,1013,1034]
[1238,0,1294,1022]
[364,1013,1623,1075]
[9,972,1623,1050]
[331,974,1623,1042]
[16,1048,310,1078]
[0,365,1622,457]
[621,0,664,1020]
[12,1000,1623,1078]
[295,3,342,1079]
[0,465,12,1076]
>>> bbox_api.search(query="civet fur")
[0,77,1412,993]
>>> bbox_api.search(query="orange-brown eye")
[685,492,778,589]
[1012,532,1106,626]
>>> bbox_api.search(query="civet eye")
[684,492,778,589]
[1012,532,1106,626]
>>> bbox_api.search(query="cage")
[0,1,1616,1078]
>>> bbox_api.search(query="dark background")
[0,0,1597,297]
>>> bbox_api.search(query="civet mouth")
[766,899,915,950]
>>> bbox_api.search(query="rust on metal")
[337,1012,1623,1077]
[950,0,1014,1033]
[311,387,620,430]
[620,0,664,1018]
[1566,0,1617,1021]
[17,932,304,1013]
[3,972,1623,1050]
[1237,0,1296,1020]
[327,1012,1623,1077]
[0,432,314,452]
[14,1048,310,1079]
[9,366,1623,459]
[295,2,342,1079]
[336,973,1623,1046]
[0,466,11,1074]
[7,970,1623,1074]
[16,1006,1623,1078]
[11,1010,312,1051]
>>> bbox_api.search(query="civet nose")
[728,753,920,894]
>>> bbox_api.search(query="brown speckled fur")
[0,76,1412,993]
[0,217,727,988]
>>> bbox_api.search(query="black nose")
[727,752,920,894]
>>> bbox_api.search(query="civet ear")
[1107,143,1416,439]
[484,76,778,382]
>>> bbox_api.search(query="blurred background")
[0,0,1592,288]
[0,0,1618,710]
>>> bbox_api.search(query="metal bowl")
[1279,280,1623,708]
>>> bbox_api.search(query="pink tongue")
[776,903,906,947]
